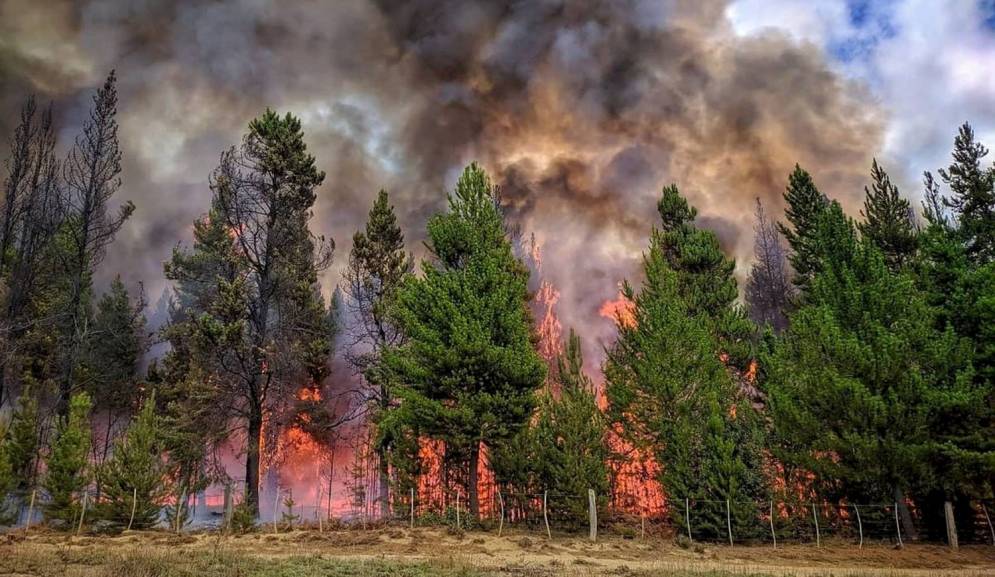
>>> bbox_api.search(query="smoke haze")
[1,0,884,365]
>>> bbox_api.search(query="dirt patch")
[3,527,993,576]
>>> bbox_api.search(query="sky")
[1,0,994,365]
[728,0,995,187]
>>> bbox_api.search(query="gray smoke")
[0,0,882,367]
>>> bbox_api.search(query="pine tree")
[43,392,93,523]
[765,211,990,534]
[778,165,830,290]
[532,330,609,524]
[84,277,147,477]
[939,123,995,263]
[165,109,333,514]
[859,159,918,270]
[6,387,40,492]
[58,71,135,415]
[745,198,794,332]
[605,185,765,539]
[383,163,546,518]
[343,189,413,518]
[96,395,169,528]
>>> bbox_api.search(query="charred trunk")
[468,444,480,519]
[246,408,263,516]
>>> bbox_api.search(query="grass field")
[2,527,993,577]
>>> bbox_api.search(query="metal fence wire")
[5,484,995,548]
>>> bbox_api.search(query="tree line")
[0,72,991,539]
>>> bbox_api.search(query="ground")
[1,526,994,577]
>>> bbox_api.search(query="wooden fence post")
[811,502,820,548]
[982,503,995,546]
[24,490,36,534]
[456,489,461,530]
[498,492,505,537]
[127,487,138,531]
[223,483,232,532]
[944,501,958,549]
[410,487,415,530]
[588,489,597,542]
[543,490,551,539]
[685,498,692,543]
[769,500,776,549]
[853,504,863,549]
[726,499,733,546]
[76,491,88,536]
[273,488,280,534]
[894,502,904,548]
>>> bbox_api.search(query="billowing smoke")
[1,0,883,367]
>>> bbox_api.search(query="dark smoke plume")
[0,0,882,366]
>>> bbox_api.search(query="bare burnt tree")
[745,198,794,332]
[59,70,134,413]
[342,189,413,518]
[0,96,64,407]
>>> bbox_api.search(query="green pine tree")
[765,209,990,535]
[939,123,995,263]
[344,189,413,518]
[605,185,765,539]
[383,163,546,518]
[6,387,40,492]
[859,159,918,270]
[43,392,93,524]
[778,165,830,290]
[533,330,609,524]
[96,395,170,528]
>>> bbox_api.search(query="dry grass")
[1,527,993,577]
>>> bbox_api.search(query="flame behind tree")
[163,110,335,515]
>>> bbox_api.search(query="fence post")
[76,491,88,536]
[410,487,415,529]
[498,492,505,537]
[853,504,863,549]
[982,503,995,546]
[641,512,645,540]
[127,487,137,531]
[894,502,904,548]
[456,489,461,530]
[543,490,551,539]
[811,502,820,548]
[685,498,692,543]
[24,489,36,534]
[944,501,958,549]
[273,488,280,534]
[588,489,597,542]
[223,483,232,532]
[726,499,733,546]
[769,500,776,549]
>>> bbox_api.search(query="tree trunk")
[378,446,390,519]
[468,444,480,519]
[246,408,263,516]
[894,487,918,541]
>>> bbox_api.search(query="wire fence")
[5,484,995,549]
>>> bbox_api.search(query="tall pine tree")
[343,189,413,518]
[778,165,829,290]
[383,163,545,518]
[605,185,765,539]
[859,159,918,271]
